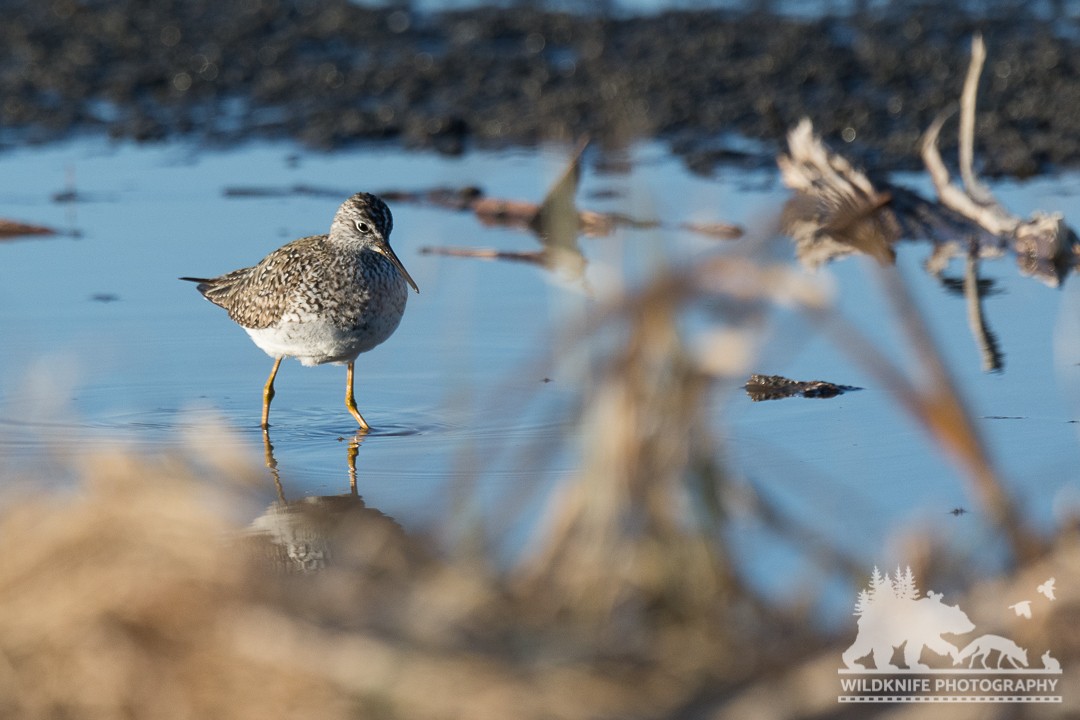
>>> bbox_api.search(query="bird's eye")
[355,220,371,233]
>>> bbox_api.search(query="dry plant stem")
[959,33,994,204]
[920,35,1017,236]
[533,135,590,234]
[921,32,1073,285]
[419,245,546,266]
[921,113,1018,237]
[470,198,543,227]
[679,221,744,240]
[423,139,594,282]
[806,267,1040,563]
[518,271,741,634]
[518,253,823,607]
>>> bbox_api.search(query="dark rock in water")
[744,374,860,401]
[1,1,1078,177]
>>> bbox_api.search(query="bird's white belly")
[245,305,404,366]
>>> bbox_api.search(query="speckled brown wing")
[182,234,328,330]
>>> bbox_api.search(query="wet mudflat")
[6,0,1080,177]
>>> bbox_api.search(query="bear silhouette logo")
[842,566,975,671]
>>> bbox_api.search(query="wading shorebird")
[181,192,418,430]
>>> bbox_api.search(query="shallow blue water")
[1,137,1078,622]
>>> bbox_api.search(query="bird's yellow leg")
[345,361,371,432]
[261,356,283,429]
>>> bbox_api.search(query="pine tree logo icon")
[842,566,975,671]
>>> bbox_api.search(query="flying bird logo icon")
[1008,601,1032,619]
[1037,578,1056,601]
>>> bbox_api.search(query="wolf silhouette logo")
[955,634,1028,669]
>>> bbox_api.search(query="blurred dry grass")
[0,447,769,718]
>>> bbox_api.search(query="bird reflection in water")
[247,430,408,573]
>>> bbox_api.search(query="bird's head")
[332,192,419,293]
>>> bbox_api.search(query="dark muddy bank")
[3,0,1080,176]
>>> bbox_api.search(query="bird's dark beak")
[376,241,420,294]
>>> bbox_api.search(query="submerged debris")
[222,184,348,199]
[778,35,1078,287]
[743,373,860,401]
[419,139,594,283]
[779,121,1001,272]
[379,186,484,212]
[679,221,744,240]
[778,123,902,268]
[419,139,738,284]
[223,184,485,212]
[919,35,1077,288]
